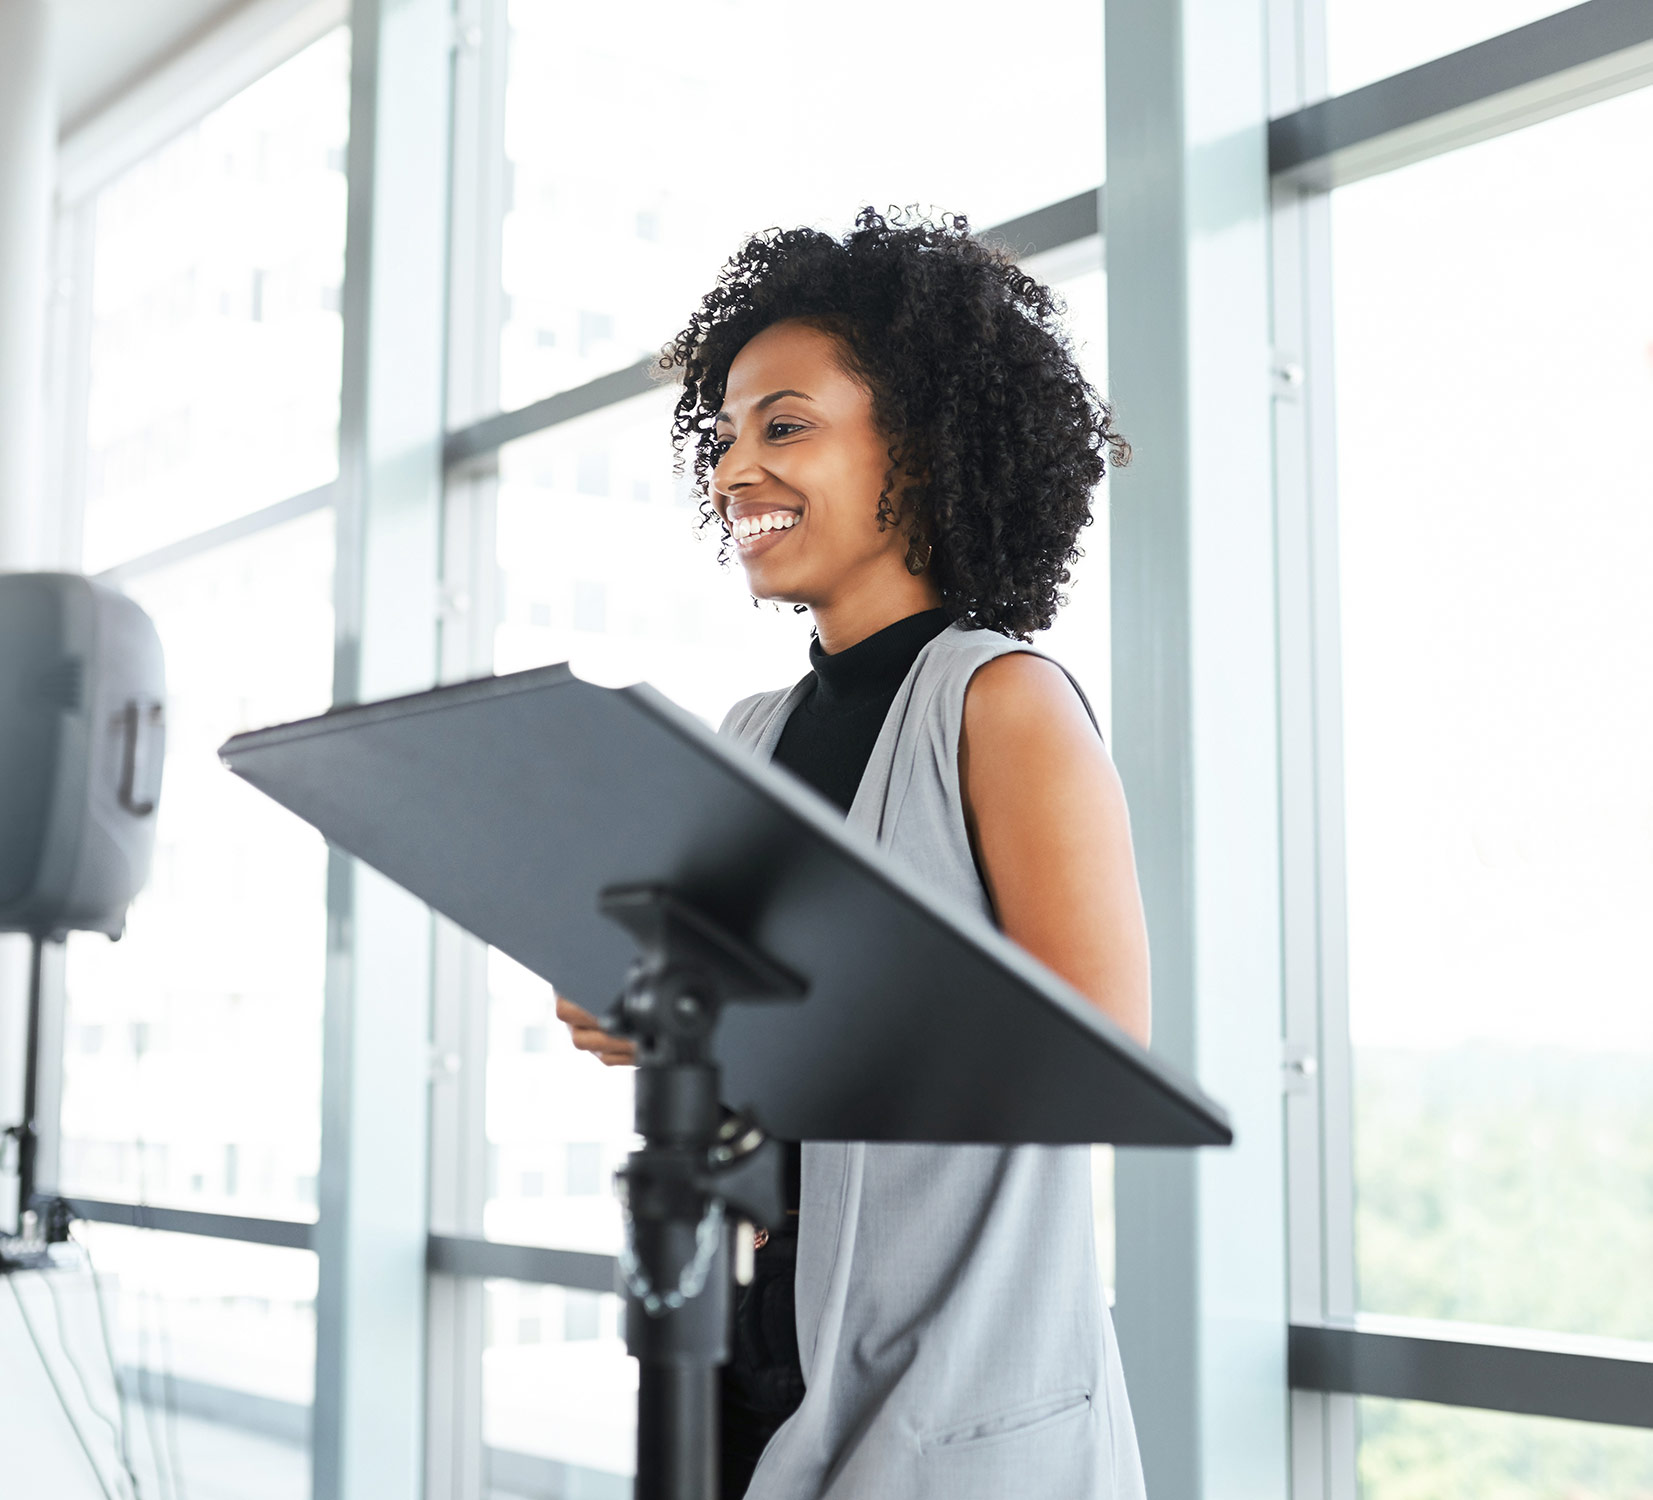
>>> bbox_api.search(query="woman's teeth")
[731,512,799,542]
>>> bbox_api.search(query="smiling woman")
[559,209,1149,1500]
[671,209,1129,644]
[706,320,945,654]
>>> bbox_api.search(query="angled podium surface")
[221,662,1231,1500]
[220,663,1229,1147]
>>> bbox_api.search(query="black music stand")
[221,664,1230,1500]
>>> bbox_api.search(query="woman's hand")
[555,995,637,1067]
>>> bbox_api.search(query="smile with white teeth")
[730,511,800,543]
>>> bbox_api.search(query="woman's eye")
[709,422,801,461]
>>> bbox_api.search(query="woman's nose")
[715,429,763,491]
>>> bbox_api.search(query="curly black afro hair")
[659,207,1128,640]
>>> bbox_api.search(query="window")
[79,30,349,571]
[60,512,334,1222]
[1358,1398,1653,1499]
[37,25,348,1490]
[1324,0,1576,97]
[1330,84,1653,1346]
[496,0,1105,409]
[483,1281,634,1494]
[72,1223,315,1497]
[485,949,631,1253]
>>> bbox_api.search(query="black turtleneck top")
[718,606,952,1499]
[772,607,954,812]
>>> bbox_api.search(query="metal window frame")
[1270,0,1653,188]
[1270,0,1361,1493]
[1291,1318,1653,1432]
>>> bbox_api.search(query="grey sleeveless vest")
[718,621,1147,1500]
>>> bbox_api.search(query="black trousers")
[718,1230,805,1500]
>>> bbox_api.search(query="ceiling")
[57,0,250,132]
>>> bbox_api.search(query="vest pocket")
[920,1388,1092,1454]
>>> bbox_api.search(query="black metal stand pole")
[626,1053,729,1500]
[10,933,47,1239]
[600,886,796,1500]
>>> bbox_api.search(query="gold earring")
[905,539,933,575]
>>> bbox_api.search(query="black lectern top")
[220,664,1230,1148]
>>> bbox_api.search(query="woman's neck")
[809,569,944,655]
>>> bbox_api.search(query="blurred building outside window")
[1324,0,1576,96]
[496,0,1106,412]
[1331,81,1653,1498]
[79,30,349,573]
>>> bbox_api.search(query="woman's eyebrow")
[713,389,817,425]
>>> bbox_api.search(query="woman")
[559,209,1151,1499]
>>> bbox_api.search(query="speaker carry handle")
[118,699,164,818]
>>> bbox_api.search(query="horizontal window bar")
[48,1204,616,1297]
[93,481,336,588]
[122,1365,312,1447]
[440,192,1106,472]
[52,1195,317,1251]
[427,1233,618,1295]
[979,186,1102,259]
[1269,0,1653,188]
[444,360,662,471]
[1290,1317,1653,1429]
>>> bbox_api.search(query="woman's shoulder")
[927,623,1102,740]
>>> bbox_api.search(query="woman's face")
[710,319,915,609]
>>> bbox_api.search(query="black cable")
[40,1261,140,1499]
[7,1273,120,1500]
[73,1230,144,1500]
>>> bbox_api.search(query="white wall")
[0,0,58,1235]
[0,0,55,572]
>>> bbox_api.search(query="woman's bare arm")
[958,653,1152,1046]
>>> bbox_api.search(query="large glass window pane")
[483,1280,633,1497]
[82,29,349,572]
[60,511,335,1222]
[497,0,1104,410]
[1326,1,1574,98]
[23,1225,315,1500]
[1358,1398,1653,1500]
[1331,87,1653,1340]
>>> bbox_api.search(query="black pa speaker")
[0,572,166,939]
